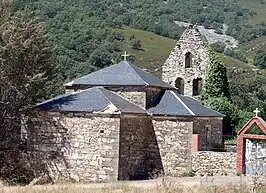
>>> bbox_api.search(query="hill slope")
[13,0,257,81]
[115,27,176,76]
[241,0,266,25]
[116,27,255,73]
[239,0,266,61]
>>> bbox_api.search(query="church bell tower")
[162,25,209,97]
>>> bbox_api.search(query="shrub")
[182,171,196,177]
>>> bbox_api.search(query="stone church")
[27,25,224,183]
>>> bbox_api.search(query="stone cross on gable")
[254,108,260,117]
[122,51,130,61]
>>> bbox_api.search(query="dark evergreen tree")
[201,49,231,101]
[0,5,57,184]
[254,51,266,69]
[200,50,234,134]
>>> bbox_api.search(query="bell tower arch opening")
[193,78,203,96]
[185,52,192,68]
[175,78,184,95]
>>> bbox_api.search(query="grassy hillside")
[241,0,266,25]
[116,27,176,76]
[116,27,254,76]
[217,53,256,69]
[240,36,266,56]
[239,0,266,61]
[13,0,260,81]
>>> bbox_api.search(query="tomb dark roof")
[66,61,175,89]
[148,90,225,117]
[35,87,147,114]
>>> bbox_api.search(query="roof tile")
[68,61,175,89]
[148,90,224,117]
[35,87,147,114]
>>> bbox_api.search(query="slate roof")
[148,90,224,117]
[35,87,147,114]
[66,61,175,89]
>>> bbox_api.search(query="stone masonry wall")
[119,116,148,180]
[118,116,164,180]
[117,91,146,109]
[64,86,147,109]
[192,152,237,176]
[193,117,223,150]
[27,112,120,183]
[108,87,146,109]
[116,87,166,110]
[162,26,209,96]
[152,118,193,176]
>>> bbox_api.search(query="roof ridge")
[72,63,120,82]
[97,87,121,113]
[128,62,149,86]
[129,62,175,89]
[171,91,195,116]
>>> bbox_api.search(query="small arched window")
[185,52,192,68]
[175,78,185,95]
[193,78,203,96]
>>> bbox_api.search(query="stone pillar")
[192,134,200,152]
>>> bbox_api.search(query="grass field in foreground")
[0,183,264,193]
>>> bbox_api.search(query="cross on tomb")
[122,51,130,61]
[254,108,260,117]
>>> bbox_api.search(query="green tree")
[210,42,226,53]
[130,38,142,50]
[203,97,236,134]
[254,51,266,69]
[201,50,231,101]
[0,5,57,184]
[200,50,235,134]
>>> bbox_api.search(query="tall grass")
[0,179,266,193]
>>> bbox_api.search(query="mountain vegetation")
[11,0,266,83]
[5,0,266,131]
[1,0,266,130]
[201,50,231,102]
